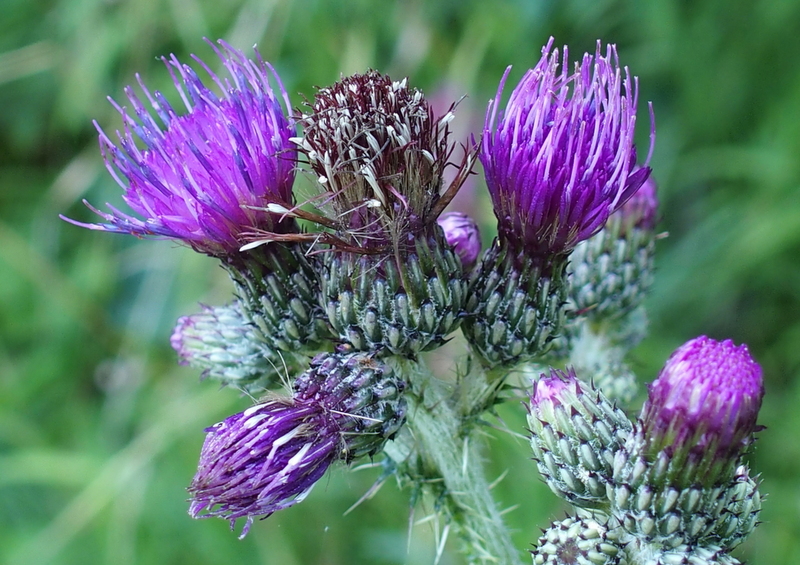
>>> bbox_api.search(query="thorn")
[488,469,510,490]
[343,476,387,516]
[499,504,519,516]
[433,523,450,565]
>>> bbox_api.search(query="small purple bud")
[528,368,633,506]
[481,38,654,258]
[640,336,764,482]
[170,302,291,386]
[613,166,659,232]
[62,40,297,257]
[531,368,584,407]
[437,212,482,267]
[170,315,194,366]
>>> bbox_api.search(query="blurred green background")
[2,0,800,563]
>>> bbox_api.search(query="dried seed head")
[296,70,473,252]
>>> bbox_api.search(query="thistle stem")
[395,359,522,565]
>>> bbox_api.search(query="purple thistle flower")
[188,399,338,537]
[62,40,297,257]
[639,336,764,483]
[481,38,654,258]
[188,352,406,537]
[437,211,482,268]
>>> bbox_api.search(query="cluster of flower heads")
[63,36,764,561]
[528,337,764,564]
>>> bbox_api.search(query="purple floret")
[641,336,764,462]
[481,38,654,257]
[437,212,482,267]
[188,400,339,538]
[62,40,297,256]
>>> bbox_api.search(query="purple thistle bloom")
[62,40,297,256]
[188,352,406,537]
[481,38,654,258]
[188,399,339,538]
[640,336,764,479]
[437,212,482,268]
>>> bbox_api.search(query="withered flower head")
[294,70,474,253]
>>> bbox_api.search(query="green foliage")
[2,0,799,563]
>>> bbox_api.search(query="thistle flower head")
[188,398,338,537]
[295,70,473,252]
[640,336,764,477]
[63,40,297,256]
[188,351,405,536]
[481,38,653,258]
[437,211,482,267]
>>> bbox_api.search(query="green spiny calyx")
[462,243,568,368]
[295,350,407,459]
[528,369,632,508]
[531,516,624,565]
[609,456,762,550]
[171,301,301,390]
[568,221,656,324]
[321,232,467,356]
[224,242,331,353]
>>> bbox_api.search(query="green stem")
[394,359,523,565]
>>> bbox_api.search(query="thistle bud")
[639,336,763,489]
[437,212,482,268]
[171,301,299,389]
[568,168,658,323]
[464,39,653,367]
[608,338,764,550]
[531,516,624,565]
[297,71,474,355]
[188,351,406,536]
[528,369,633,508]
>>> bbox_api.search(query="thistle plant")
[63,36,766,565]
